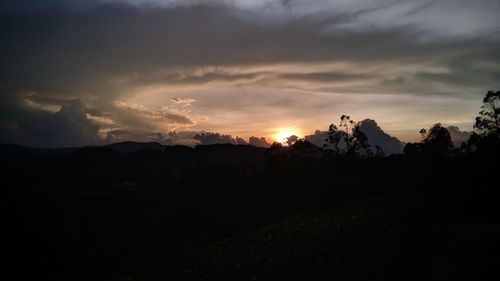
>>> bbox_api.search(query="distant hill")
[2,137,499,281]
[0,142,268,172]
[107,141,165,153]
[0,143,77,159]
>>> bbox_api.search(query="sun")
[273,128,301,144]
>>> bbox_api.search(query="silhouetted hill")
[107,141,165,153]
[0,143,76,159]
[0,142,267,167]
[194,144,266,165]
[150,197,500,281]
[1,139,499,281]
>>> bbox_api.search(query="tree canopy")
[474,90,500,137]
[325,115,372,157]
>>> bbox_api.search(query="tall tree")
[404,123,453,157]
[474,90,500,136]
[422,123,453,157]
[325,115,372,157]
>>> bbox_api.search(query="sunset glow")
[2,2,500,280]
[0,0,498,147]
[274,129,301,144]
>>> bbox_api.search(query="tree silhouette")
[419,128,427,140]
[325,115,372,157]
[285,135,299,146]
[474,90,500,136]
[406,123,453,157]
[266,142,287,160]
[403,142,421,157]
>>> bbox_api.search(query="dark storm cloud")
[2,1,498,97]
[0,0,499,146]
[18,100,101,148]
[415,66,500,89]
[277,72,370,82]
[0,0,98,12]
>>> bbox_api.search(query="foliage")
[404,123,453,157]
[474,90,500,136]
[423,123,454,156]
[285,135,299,146]
[324,115,372,157]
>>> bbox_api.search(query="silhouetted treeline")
[1,91,499,281]
[403,90,500,158]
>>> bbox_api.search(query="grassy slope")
[110,196,499,281]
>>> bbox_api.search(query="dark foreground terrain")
[1,141,499,281]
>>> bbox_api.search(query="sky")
[1,0,499,147]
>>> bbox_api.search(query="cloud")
[190,132,270,147]
[357,119,403,155]
[113,100,196,131]
[304,130,328,148]
[101,128,270,147]
[2,2,498,97]
[0,0,99,12]
[24,97,62,113]
[277,71,369,83]
[248,136,271,148]
[193,132,237,145]
[446,126,472,147]
[0,1,499,146]
[157,131,195,146]
[103,129,165,144]
[17,100,101,148]
[235,136,248,145]
[171,97,195,106]
[304,119,404,155]
[148,68,268,86]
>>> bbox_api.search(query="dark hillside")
[1,141,499,281]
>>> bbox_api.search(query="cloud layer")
[1,0,499,147]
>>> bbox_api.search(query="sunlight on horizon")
[273,128,302,144]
